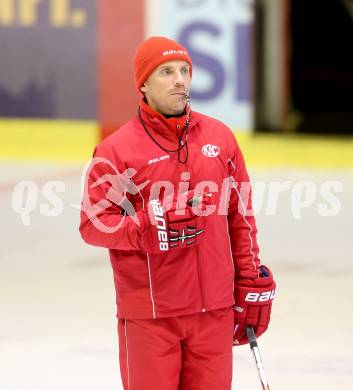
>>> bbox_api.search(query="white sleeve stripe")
[225,181,235,294]
[124,319,130,389]
[146,253,156,319]
[232,179,257,273]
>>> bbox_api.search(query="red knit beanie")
[133,36,193,92]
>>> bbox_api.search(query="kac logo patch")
[202,144,221,158]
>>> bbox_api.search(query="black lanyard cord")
[138,107,190,163]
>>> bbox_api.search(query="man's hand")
[138,192,209,254]
[233,265,276,345]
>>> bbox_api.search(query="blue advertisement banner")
[156,0,254,130]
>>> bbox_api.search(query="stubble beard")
[158,100,186,116]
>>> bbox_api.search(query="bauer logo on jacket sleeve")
[245,289,276,303]
[202,144,221,158]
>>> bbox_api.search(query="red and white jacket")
[80,100,261,319]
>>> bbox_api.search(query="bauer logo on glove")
[149,199,169,251]
[138,192,209,254]
[233,265,276,345]
[245,289,276,303]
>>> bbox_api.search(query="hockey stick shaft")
[246,326,271,390]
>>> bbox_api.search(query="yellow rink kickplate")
[1,118,353,168]
[0,118,99,162]
[235,132,353,169]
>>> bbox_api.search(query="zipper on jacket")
[183,159,206,312]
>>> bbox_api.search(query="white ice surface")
[1,163,352,389]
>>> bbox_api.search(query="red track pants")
[118,307,233,390]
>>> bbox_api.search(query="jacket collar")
[138,99,198,141]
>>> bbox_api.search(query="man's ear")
[140,83,147,93]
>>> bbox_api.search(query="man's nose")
[174,71,185,86]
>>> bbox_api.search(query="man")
[80,36,276,390]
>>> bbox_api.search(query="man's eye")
[161,69,171,75]
[181,68,189,74]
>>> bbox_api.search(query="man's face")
[141,60,191,116]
